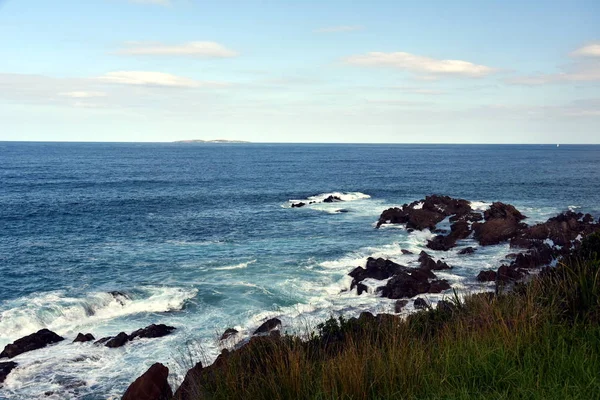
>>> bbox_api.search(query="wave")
[0,286,197,343]
[213,260,256,270]
[287,191,371,207]
[469,201,491,211]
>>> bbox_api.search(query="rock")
[401,249,413,255]
[73,333,95,343]
[108,291,129,305]
[427,220,472,251]
[220,329,238,341]
[379,271,432,299]
[349,257,409,289]
[458,247,475,254]
[291,202,305,208]
[173,362,203,400]
[105,332,129,348]
[473,202,527,246]
[418,251,451,271]
[477,270,497,282]
[0,329,64,359]
[122,363,172,400]
[428,279,451,293]
[335,209,350,213]
[510,244,553,269]
[0,361,17,384]
[414,298,428,309]
[323,195,342,203]
[356,283,368,295]
[253,318,281,335]
[129,324,176,341]
[496,265,526,282]
[394,300,408,313]
[94,337,112,345]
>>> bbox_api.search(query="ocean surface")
[1,142,599,399]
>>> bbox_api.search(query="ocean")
[1,142,599,399]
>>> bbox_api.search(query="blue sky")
[0,0,599,143]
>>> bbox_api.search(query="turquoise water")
[1,143,599,399]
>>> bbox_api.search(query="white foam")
[0,287,197,345]
[287,191,371,207]
[212,260,256,270]
[470,201,491,211]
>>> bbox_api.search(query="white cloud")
[314,25,363,33]
[507,62,600,85]
[345,51,496,78]
[129,0,170,5]
[571,42,600,57]
[59,91,107,98]
[96,71,229,88]
[116,41,238,57]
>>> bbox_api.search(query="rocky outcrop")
[173,362,203,400]
[291,202,305,208]
[413,298,428,309]
[73,333,95,343]
[122,363,172,400]
[0,329,64,359]
[427,220,472,251]
[129,324,176,341]
[418,251,451,271]
[220,329,238,341]
[376,195,472,230]
[0,361,17,384]
[379,269,450,299]
[458,246,475,255]
[349,257,408,288]
[253,318,281,335]
[473,202,527,246]
[323,195,342,203]
[476,270,497,282]
[105,332,129,348]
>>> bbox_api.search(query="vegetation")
[183,233,600,400]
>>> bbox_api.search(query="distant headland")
[174,139,250,143]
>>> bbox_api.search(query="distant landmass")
[174,139,250,143]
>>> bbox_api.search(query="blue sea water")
[1,142,599,399]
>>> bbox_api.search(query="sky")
[0,0,599,143]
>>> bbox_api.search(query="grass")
[177,233,600,400]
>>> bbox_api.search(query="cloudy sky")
[0,0,599,143]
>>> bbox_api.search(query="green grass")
[177,233,600,400]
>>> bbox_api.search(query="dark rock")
[427,220,472,251]
[419,251,451,271]
[94,337,112,345]
[0,361,17,384]
[401,249,413,255]
[379,271,432,299]
[335,209,349,213]
[129,324,176,341]
[73,333,95,343]
[458,247,475,255]
[0,329,64,359]
[109,291,129,305]
[356,283,368,295]
[394,300,408,313]
[473,202,527,246]
[220,328,238,341]
[349,257,408,286]
[414,298,428,309]
[496,265,526,282]
[105,332,129,348]
[477,270,497,282]
[291,202,305,208]
[122,363,172,400]
[323,195,342,203]
[510,244,553,269]
[253,318,281,335]
[173,362,203,400]
[428,279,451,293]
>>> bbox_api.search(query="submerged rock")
[458,246,475,255]
[105,332,129,348]
[0,361,17,384]
[0,329,64,359]
[73,333,95,343]
[122,363,172,400]
[129,324,176,341]
[291,202,305,208]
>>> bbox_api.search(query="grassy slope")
[182,234,600,400]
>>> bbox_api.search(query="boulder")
[73,333,95,343]
[122,363,172,400]
[414,298,428,309]
[220,329,238,341]
[426,220,472,251]
[173,362,203,400]
[379,271,432,299]
[473,202,527,246]
[418,251,451,271]
[129,324,176,341]
[477,270,497,282]
[496,265,526,282]
[401,249,414,255]
[510,244,553,269]
[0,329,64,359]
[253,318,281,335]
[105,332,129,348]
[458,247,475,255]
[323,195,342,203]
[291,202,305,208]
[428,279,451,293]
[0,361,17,384]
[356,283,368,296]
[394,300,408,313]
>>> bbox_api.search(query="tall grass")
[177,234,600,400]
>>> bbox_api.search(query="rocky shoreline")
[1,195,598,398]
